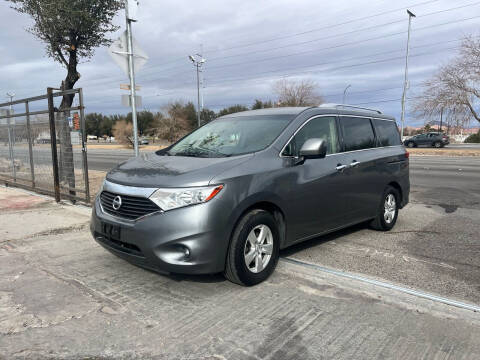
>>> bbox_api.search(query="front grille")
[100,191,160,220]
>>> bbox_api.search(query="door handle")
[350,160,360,167]
[336,164,348,172]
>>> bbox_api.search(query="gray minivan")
[90,104,409,286]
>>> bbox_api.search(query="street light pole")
[343,84,351,104]
[400,9,416,139]
[189,54,206,128]
[125,0,139,156]
[196,63,201,128]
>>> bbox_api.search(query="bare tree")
[413,35,480,127]
[157,102,192,143]
[273,79,324,107]
[113,120,134,147]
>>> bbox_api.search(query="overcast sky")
[1,0,479,126]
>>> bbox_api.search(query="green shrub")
[464,130,480,143]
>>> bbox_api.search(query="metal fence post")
[6,109,16,182]
[78,88,90,203]
[47,88,61,202]
[25,101,35,188]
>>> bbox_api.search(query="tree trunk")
[58,48,80,201]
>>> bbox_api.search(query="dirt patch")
[88,169,107,196]
[408,148,480,156]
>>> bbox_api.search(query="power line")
[134,0,444,70]
[138,43,451,101]
[107,14,478,88]
[128,1,479,80]
[205,9,480,64]
[203,0,444,55]
[202,46,460,87]
[82,1,475,86]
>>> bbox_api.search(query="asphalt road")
[3,146,479,208]
[409,156,480,210]
[284,155,480,303]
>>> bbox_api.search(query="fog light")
[182,246,190,259]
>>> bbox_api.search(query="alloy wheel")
[384,194,396,224]
[244,224,274,273]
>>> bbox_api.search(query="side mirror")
[299,138,327,159]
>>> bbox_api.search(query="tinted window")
[373,119,401,146]
[168,115,292,157]
[340,117,375,151]
[282,116,339,156]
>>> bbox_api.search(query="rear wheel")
[370,186,399,231]
[434,141,442,148]
[224,210,280,286]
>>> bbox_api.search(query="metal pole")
[125,0,139,156]
[343,84,351,104]
[79,88,90,203]
[25,101,35,188]
[47,88,61,203]
[400,10,416,138]
[6,93,16,181]
[196,64,201,128]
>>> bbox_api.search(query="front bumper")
[90,192,231,275]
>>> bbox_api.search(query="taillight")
[405,151,410,159]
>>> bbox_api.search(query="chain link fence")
[0,88,90,203]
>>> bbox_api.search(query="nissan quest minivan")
[90,104,409,286]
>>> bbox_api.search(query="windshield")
[165,115,293,157]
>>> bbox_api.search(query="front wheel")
[224,210,280,286]
[370,186,400,231]
[406,141,415,148]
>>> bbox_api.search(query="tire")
[224,209,280,286]
[434,141,442,148]
[406,141,415,148]
[370,186,400,231]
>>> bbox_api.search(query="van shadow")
[280,221,369,258]
[137,265,227,284]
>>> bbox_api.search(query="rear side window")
[282,116,339,156]
[373,119,402,146]
[340,117,375,152]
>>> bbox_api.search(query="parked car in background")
[404,132,449,148]
[139,138,149,145]
[91,104,410,286]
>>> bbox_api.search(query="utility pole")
[343,84,351,104]
[439,107,443,133]
[125,0,139,156]
[400,9,416,139]
[189,53,206,128]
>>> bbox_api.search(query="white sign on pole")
[127,0,140,21]
[122,94,142,108]
[108,30,148,76]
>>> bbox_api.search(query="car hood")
[106,152,253,188]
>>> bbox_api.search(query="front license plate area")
[102,222,121,241]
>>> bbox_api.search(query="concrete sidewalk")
[1,186,480,359]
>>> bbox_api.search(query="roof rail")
[318,103,382,114]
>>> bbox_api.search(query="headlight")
[149,185,223,211]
